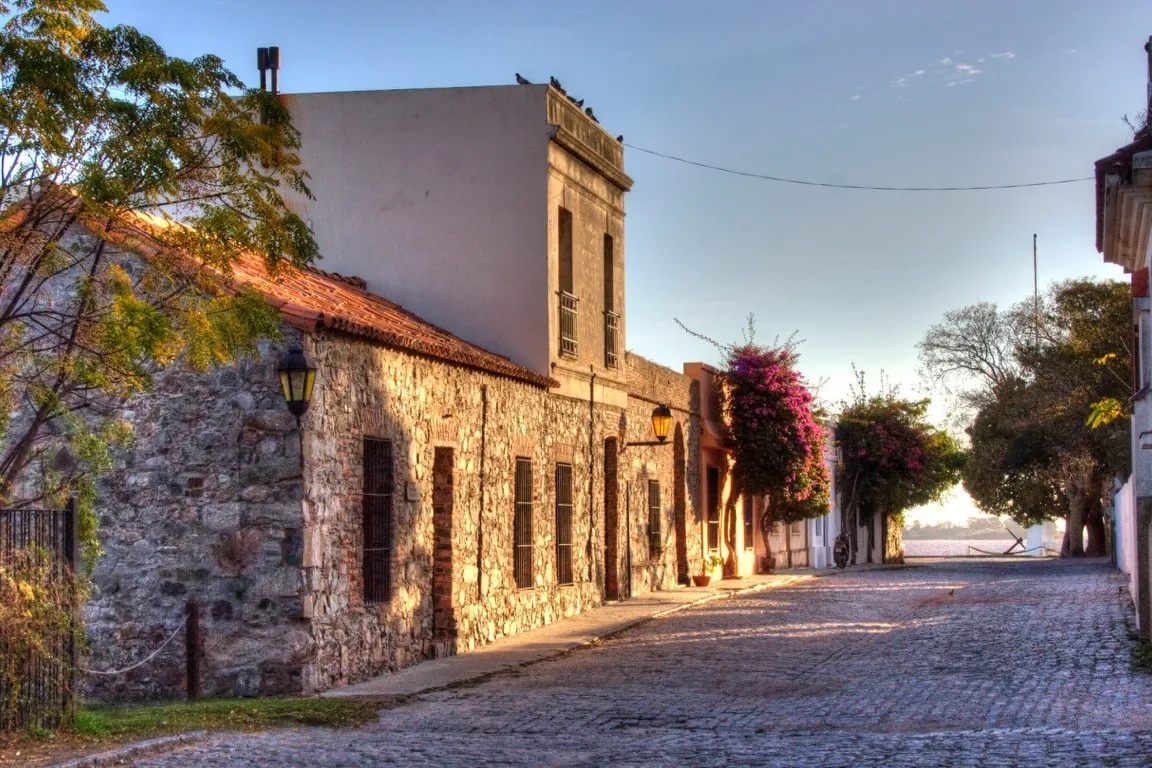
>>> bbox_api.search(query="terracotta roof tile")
[106,213,557,389]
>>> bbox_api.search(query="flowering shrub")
[725,343,830,525]
[835,377,963,520]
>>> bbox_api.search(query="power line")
[623,143,1093,192]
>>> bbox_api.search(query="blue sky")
[106,0,1152,523]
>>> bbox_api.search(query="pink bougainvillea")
[724,343,830,524]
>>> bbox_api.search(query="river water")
[903,539,1021,557]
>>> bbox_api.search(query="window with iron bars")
[558,207,578,358]
[362,438,393,604]
[514,458,534,589]
[555,463,573,585]
[648,480,662,558]
[604,310,619,369]
[603,234,618,368]
[559,291,578,358]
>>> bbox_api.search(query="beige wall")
[280,86,552,375]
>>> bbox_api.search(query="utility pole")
[1033,233,1039,348]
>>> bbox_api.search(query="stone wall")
[85,328,706,700]
[86,332,310,702]
[300,330,625,692]
[622,353,701,593]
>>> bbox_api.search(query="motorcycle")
[833,531,850,569]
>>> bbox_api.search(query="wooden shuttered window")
[363,438,394,604]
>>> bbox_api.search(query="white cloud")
[940,57,953,65]
[914,70,925,77]
[989,52,1015,60]
[947,78,972,87]
[1065,48,1077,55]
[955,63,982,75]
[850,94,861,101]
[890,77,909,88]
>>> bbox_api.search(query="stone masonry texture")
[133,559,1152,767]
[87,325,701,701]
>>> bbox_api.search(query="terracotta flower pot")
[692,575,711,587]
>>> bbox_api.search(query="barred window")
[555,463,573,585]
[514,458,534,589]
[362,438,393,604]
[648,480,662,557]
[743,495,754,550]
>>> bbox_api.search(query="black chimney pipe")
[257,46,268,91]
[268,46,281,95]
[1145,35,1151,116]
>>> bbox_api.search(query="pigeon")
[616,134,624,142]
[549,76,566,93]
[575,98,584,107]
[515,73,531,85]
[584,106,598,123]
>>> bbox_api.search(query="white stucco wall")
[280,85,551,374]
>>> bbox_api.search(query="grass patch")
[73,696,384,739]
[0,697,386,767]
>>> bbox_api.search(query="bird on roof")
[549,76,566,93]
[584,106,598,123]
[515,73,531,85]
[616,135,623,142]
[575,98,584,107]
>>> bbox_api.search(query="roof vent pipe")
[257,47,268,91]
[1144,35,1151,117]
[268,46,281,95]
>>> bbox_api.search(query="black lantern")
[278,346,316,418]
[622,404,675,450]
[650,404,673,443]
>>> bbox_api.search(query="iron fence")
[0,502,77,732]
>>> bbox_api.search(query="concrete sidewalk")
[322,572,811,698]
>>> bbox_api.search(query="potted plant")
[692,554,725,587]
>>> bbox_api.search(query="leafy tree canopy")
[0,1,318,552]
[835,372,964,520]
[921,279,1130,555]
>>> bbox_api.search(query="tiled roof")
[1095,130,1152,254]
[107,213,557,388]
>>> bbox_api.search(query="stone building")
[84,82,707,700]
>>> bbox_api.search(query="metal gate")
[0,502,77,731]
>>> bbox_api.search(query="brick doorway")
[604,438,619,600]
[432,447,456,657]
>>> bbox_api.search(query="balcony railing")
[559,291,578,358]
[604,310,619,369]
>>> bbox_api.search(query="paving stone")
[133,558,1152,767]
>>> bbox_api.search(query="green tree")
[0,0,317,552]
[920,279,1131,556]
[835,373,965,563]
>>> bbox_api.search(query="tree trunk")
[1066,493,1086,558]
[1085,501,1107,557]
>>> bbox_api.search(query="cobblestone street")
[136,559,1152,766]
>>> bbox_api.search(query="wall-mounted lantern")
[622,404,674,450]
[278,346,316,421]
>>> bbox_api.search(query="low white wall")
[1115,479,1139,620]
